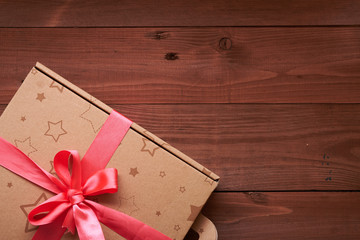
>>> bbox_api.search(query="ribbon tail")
[73,203,105,240]
[32,213,67,240]
[85,200,171,240]
[0,137,63,193]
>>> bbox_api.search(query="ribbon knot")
[66,189,84,205]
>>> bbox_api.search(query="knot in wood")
[154,31,169,40]
[219,37,232,50]
[165,52,179,60]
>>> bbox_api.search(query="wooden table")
[0,1,359,239]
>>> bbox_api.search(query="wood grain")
[1,28,360,104]
[0,0,359,27]
[1,104,359,191]
[112,104,360,191]
[202,192,360,239]
[1,1,359,239]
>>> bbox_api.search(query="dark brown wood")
[0,0,359,27]
[111,104,360,191]
[1,104,360,191]
[1,2,359,238]
[202,192,360,239]
[1,28,360,104]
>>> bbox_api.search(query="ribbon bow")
[0,111,171,240]
[29,150,119,239]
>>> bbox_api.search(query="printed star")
[199,228,204,234]
[44,120,67,142]
[49,161,57,175]
[20,193,47,233]
[142,131,155,141]
[20,116,26,122]
[159,171,166,178]
[174,225,180,231]
[7,182,12,188]
[161,142,171,148]
[202,167,212,176]
[179,186,186,193]
[204,177,215,185]
[119,196,140,216]
[36,93,45,102]
[156,211,161,216]
[187,205,203,221]
[129,167,139,177]
[80,104,104,133]
[14,137,37,156]
[203,167,215,185]
[31,68,37,75]
[141,138,160,157]
[49,81,64,93]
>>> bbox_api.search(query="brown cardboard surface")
[0,64,219,240]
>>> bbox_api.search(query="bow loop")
[28,193,71,226]
[83,168,118,196]
[54,150,82,190]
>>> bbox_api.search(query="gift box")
[0,63,219,239]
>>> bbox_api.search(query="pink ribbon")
[0,110,171,240]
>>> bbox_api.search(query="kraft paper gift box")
[0,63,219,240]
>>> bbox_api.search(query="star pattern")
[20,193,48,232]
[80,104,104,133]
[119,196,140,216]
[36,93,46,102]
[142,130,155,141]
[203,167,215,185]
[161,142,171,148]
[141,138,160,157]
[187,204,203,221]
[204,177,215,185]
[179,186,186,193]
[44,120,67,142]
[49,161,57,175]
[129,167,139,177]
[174,225,180,231]
[202,167,212,176]
[0,64,220,239]
[14,137,37,156]
[49,81,64,93]
[199,228,204,234]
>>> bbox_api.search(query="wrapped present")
[0,63,219,240]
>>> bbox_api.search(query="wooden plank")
[0,0,360,27]
[1,104,360,191]
[115,104,360,191]
[202,192,360,240]
[0,28,360,104]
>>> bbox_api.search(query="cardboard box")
[0,63,219,239]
